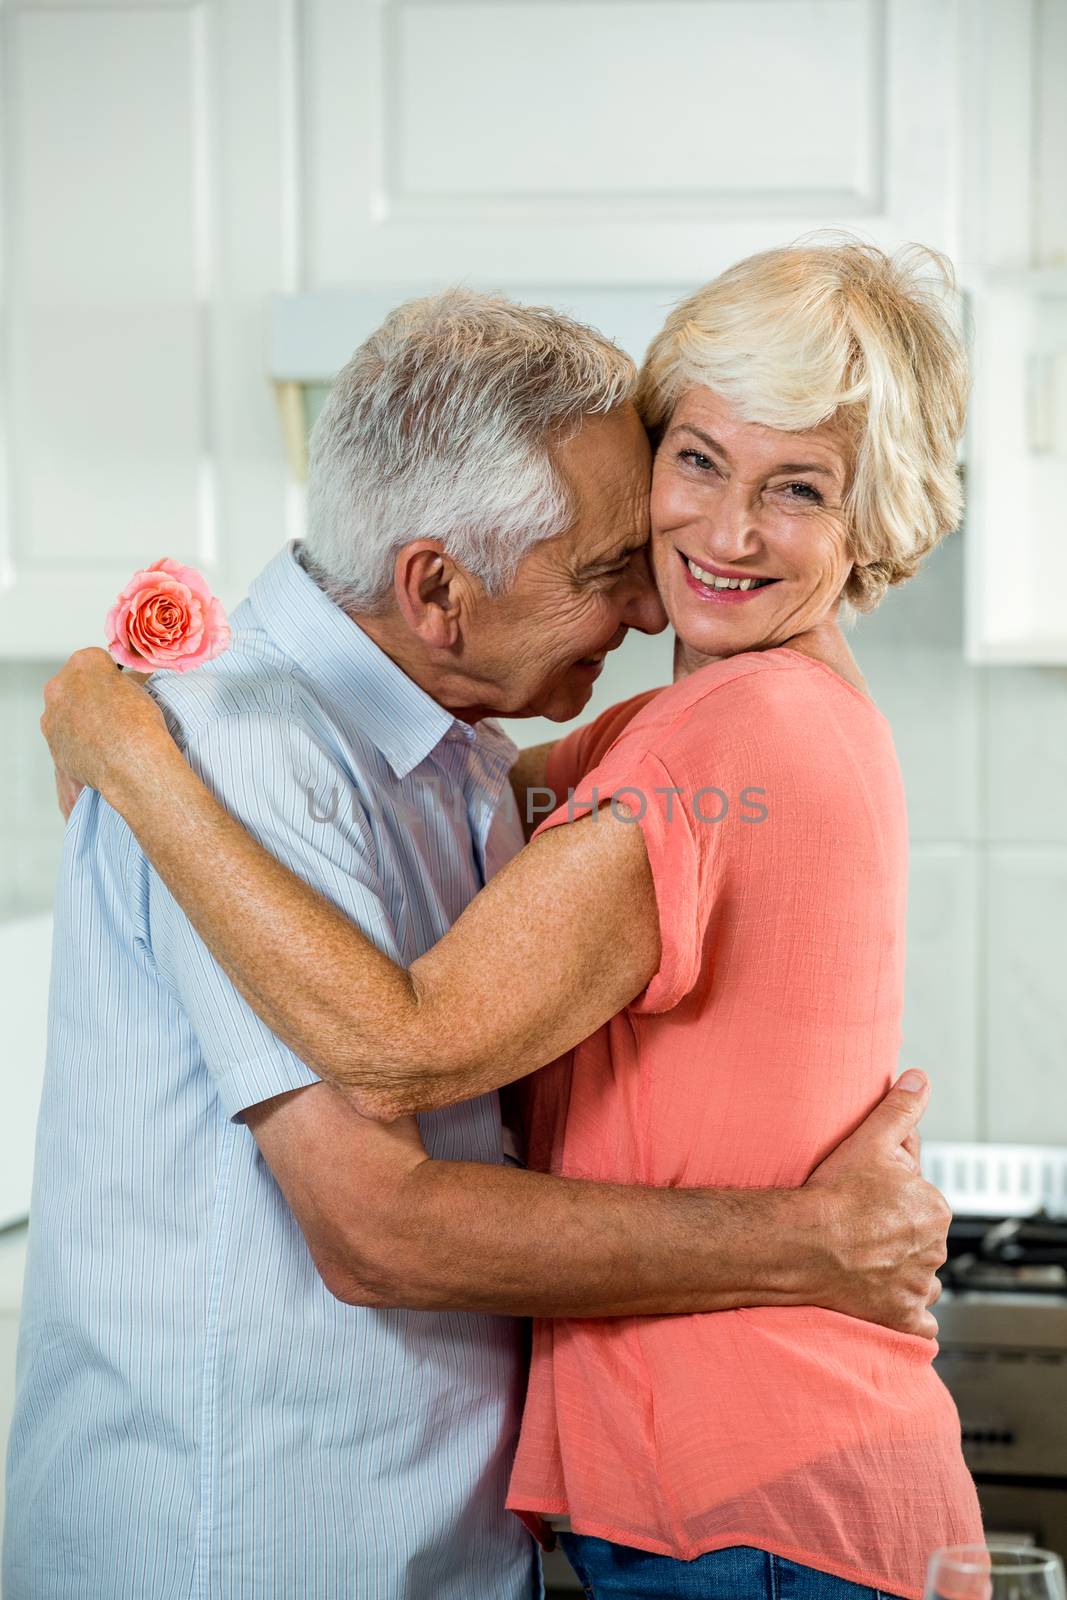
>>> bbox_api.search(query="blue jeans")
[557,1536,904,1600]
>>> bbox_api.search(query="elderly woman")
[41,241,981,1600]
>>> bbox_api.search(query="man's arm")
[507,740,558,842]
[505,690,660,843]
[249,1071,947,1335]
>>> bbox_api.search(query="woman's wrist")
[105,722,186,826]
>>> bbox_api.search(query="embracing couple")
[7,238,981,1600]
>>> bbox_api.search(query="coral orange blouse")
[506,649,981,1600]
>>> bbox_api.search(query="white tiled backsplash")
[5,533,1066,1144]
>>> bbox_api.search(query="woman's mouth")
[678,551,779,604]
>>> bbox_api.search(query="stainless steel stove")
[925,1143,1067,1558]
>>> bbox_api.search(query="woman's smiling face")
[650,386,854,664]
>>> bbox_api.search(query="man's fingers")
[897,1129,922,1174]
[852,1070,930,1153]
[926,1276,943,1309]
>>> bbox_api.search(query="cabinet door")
[0,0,295,656]
[961,0,1067,664]
[1,0,968,656]
[304,0,963,290]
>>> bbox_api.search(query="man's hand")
[803,1070,950,1338]
[41,648,168,816]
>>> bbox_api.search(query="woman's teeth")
[685,558,772,592]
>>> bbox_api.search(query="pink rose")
[105,558,230,673]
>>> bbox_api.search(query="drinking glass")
[925,1544,1067,1600]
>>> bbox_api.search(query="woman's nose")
[700,491,763,562]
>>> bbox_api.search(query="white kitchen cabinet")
[0,0,297,655]
[966,273,1067,664]
[4,0,1060,662]
[303,0,962,289]
[1,0,971,656]
[960,2,1067,664]
[284,0,967,379]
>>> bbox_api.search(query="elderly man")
[7,292,947,1600]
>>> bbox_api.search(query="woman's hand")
[41,647,171,812]
[53,764,84,824]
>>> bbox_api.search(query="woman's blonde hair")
[635,237,970,612]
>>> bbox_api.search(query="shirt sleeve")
[545,688,664,801]
[148,711,399,1121]
[534,745,708,1016]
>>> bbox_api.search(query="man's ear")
[391,540,475,649]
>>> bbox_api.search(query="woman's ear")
[392,540,473,649]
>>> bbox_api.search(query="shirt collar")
[247,542,465,779]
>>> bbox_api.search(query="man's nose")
[622,547,668,635]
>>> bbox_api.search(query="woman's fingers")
[54,765,85,822]
[41,647,167,798]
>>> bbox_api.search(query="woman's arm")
[42,650,660,1120]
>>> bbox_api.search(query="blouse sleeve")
[534,745,707,1015]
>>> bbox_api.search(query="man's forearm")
[507,740,559,841]
[347,1158,828,1317]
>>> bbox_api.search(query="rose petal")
[105,560,230,672]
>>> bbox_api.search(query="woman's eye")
[781,480,823,504]
[678,449,714,471]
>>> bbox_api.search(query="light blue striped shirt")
[4,543,538,1599]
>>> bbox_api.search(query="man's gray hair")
[302,289,637,612]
